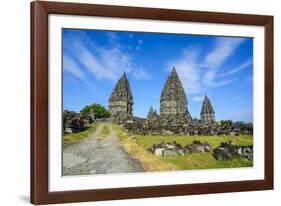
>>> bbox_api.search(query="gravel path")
[63,124,144,176]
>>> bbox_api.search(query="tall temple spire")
[147,106,158,121]
[200,95,216,124]
[160,67,191,120]
[108,73,133,121]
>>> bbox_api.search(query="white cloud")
[64,32,150,82]
[63,55,86,80]
[204,37,245,68]
[193,96,204,102]
[211,79,236,87]
[166,37,246,95]
[75,42,118,80]
[167,47,201,94]
[131,68,150,79]
[202,37,245,88]
[219,58,252,77]
[136,39,143,50]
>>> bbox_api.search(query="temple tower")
[147,106,158,121]
[200,95,216,124]
[160,67,191,120]
[108,72,133,121]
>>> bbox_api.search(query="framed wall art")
[31,1,274,204]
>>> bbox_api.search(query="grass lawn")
[63,123,99,144]
[97,124,110,139]
[112,124,253,172]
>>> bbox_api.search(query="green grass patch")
[98,124,110,139]
[112,124,253,171]
[63,123,99,144]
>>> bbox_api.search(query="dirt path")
[63,123,144,176]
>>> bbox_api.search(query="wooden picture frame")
[31,1,274,204]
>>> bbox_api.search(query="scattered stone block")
[163,149,177,157]
[213,141,253,161]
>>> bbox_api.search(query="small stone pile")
[213,141,253,161]
[148,140,212,157]
[185,140,212,154]
[63,110,85,134]
[148,140,253,161]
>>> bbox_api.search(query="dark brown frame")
[31,0,274,204]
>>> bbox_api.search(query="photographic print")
[62,29,254,176]
[31,2,273,204]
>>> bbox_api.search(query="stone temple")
[147,106,158,121]
[160,67,192,121]
[108,68,252,135]
[108,72,133,122]
[200,95,216,124]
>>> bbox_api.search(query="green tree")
[80,103,110,119]
[219,120,233,126]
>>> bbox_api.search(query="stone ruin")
[213,141,253,161]
[147,106,159,121]
[108,72,133,124]
[62,110,97,134]
[148,140,253,161]
[160,67,192,121]
[63,110,85,134]
[108,67,253,136]
[148,140,212,157]
[200,95,216,124]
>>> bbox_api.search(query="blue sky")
[63,29,253,122]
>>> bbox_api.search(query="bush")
[219,120,233,126]
[80,103,110,119]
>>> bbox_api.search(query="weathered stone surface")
[124,116,253,136]
[83,109,96,125]
[108,72,133,123]
[124,116,191,135]
[147,106,159,121]
[63,110,85,134]
[200,95,216,125]
[163,149,178,157]
[148,140,212,156]
[184,140,212,154]
[213,141,253,161]
[160,67,192,121]
[154,148,165,156]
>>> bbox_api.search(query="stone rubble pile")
[63,110,85,134]
[148,140,212,157]
[213,141,253,161]
[148,140,253,161]
[124,117,253,136]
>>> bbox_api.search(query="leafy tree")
[80,103,110,119]
[219,120,233,126]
